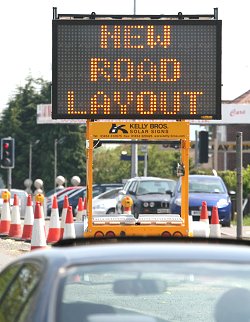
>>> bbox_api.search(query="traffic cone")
[60,195,69,239]
[47,196,60,244]
[0,197,11,236]
[209,206,221,238]
[63,206,76,239]
[192,201,210,237]
[200,201,209,225]
[21,194,34,241]
[30,202,47,250]
[9,194,22,239]
[76,197,86,222]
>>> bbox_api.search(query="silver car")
[92,187,123,215]
[0,188,28,219]
[1,238,250,321]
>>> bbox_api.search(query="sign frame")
[52,18,222,120]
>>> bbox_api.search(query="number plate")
[191,210,211,217]
[157,208,170,214]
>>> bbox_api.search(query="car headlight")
[149,202,155,207]
[217,198,229,208]
[174,198,181,206]
[143,202,149,207]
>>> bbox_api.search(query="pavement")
[221,225,250,240]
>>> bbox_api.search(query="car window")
[177,177,227,194]
[93,187,103,197]
[0,262,43,322]
[97,188,122,200]
[127,181,137,194]
[57,262,250,322]
[123,180,132,192]
[189,178,226,194]
[137,180,174,195]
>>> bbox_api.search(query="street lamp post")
[54,139,58,191]
[54,137,65,191]
[29,142,32,183]
[29,140,40,185]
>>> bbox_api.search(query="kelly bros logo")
[109,124,128,134]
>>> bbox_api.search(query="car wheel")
[222,220,231,227]
[106,208,116,214]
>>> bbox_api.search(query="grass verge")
[232,214,250,226]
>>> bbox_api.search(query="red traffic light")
[1,138,15,168]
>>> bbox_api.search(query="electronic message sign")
[52,19,221,120]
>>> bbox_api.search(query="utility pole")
[236,132,243,239]
[131,0,138,178]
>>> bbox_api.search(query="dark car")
[116,177,176,218]
[169,174,234,227]
[54,183,123,216]
[2,238,250,322]
[45,186,82,217]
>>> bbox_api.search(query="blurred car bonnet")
[1,238,250,321]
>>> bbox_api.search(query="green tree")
[146,145,181,178]
[93,143,183,183]
[0,77,86,191]
[93,144,131,183]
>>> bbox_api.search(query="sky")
[1,0,250,113]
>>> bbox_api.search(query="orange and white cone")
[76,197,86,222]
[63,206,76,239]
[60,195,69,239]
[22,194,34,241]
[209,206,221,238]
[200,201,209,225]
[0,198,11,236]
[192,201,210,238]
[9,194,22,239]
[30,202,47,250]
[47,196,60,244]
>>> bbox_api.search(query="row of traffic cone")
[0,193,87,251]
[31,198,77,250]
[190,201,221,238]
[0,194,24,238]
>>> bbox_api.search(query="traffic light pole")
[7,168,12,191]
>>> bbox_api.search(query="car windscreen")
[57,261,250,322]
[178,177,226,194]
[137,180,175,195]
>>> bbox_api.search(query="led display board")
[52,19,221,120]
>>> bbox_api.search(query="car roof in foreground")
[130,176,175,181]
[16,237,250,268]
[189,174,222,180]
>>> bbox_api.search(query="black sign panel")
[52,19,221,120]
